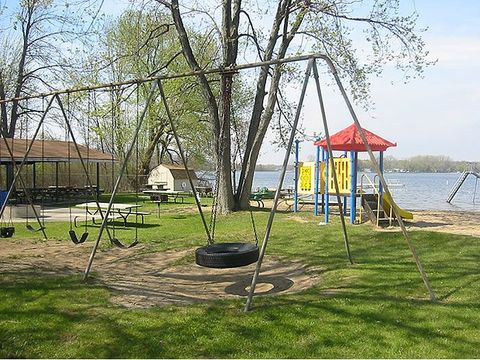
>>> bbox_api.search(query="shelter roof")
[0,139,114,163]
[157,164,198,180]
[314,123,396,152]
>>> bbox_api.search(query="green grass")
[0,194,479,358]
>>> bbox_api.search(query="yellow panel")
[298,162,313,193]
[327,158,351,194]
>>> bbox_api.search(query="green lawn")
[0,195,478,358]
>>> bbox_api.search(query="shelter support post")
[324,150,329,223]
[33,163,36,189]
[245,59,314,312]
[96,162,100,199]
[294,139,299,213]
[379,151,384,203]
[55,162,59,188]
[321,147,325,214]
[350,151,356,224]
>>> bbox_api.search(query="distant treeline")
[254,155,479,173]
[358,155,479,173]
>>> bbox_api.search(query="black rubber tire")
[195,242,259,268]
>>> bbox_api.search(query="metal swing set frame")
[0,53,437,310]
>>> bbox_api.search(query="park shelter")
[0,138,114,197]
[313,123,396,223]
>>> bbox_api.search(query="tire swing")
[194,182,260,268]
[157,79,259,269]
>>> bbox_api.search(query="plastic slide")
[382,193,413,220]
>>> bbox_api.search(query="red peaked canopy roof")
[314,123,396,152]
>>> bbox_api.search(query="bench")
[74,213,123,227]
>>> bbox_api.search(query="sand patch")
[0,239,320,308]
[378,210,480,237]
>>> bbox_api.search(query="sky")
[2,0,479,163]
[263,0,480,164]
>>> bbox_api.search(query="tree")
[151,0,433,213]
[77,8,220,184]
[0,0,99,186]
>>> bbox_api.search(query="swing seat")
[195,242,259,268]
[69,230,88,244]
[110,237,138,249]
[26,224,45,232]
[0,226,15,238]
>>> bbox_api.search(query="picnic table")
[74,202,149,227]
[142,190,189,204]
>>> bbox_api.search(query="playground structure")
[0,53,438,310]
[293,123,413,225]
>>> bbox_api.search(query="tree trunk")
[216,73,234,213]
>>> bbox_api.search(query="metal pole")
[314,144,320,216]
[350,151,356,224]
[312,61,353,265]
[294,139,299,213]
[56,95,114,242]
[245,59,314,312]
[96,162,100,199]
[0,54,333,106]
[325,150,329,223]
[84,80,159,280]
[157,80,213,244]
[325,58,437,301]
[379,151,384,205]
[321,147,325,214]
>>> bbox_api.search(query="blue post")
[294,139,300,212]
[343,151,348,215]
[325,150,329,223]
[321,147,325,214]
[379,151,384,204]
[314,145,320,216]
[350,150,356,224]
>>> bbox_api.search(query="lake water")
[250,171,480,212]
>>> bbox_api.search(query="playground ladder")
[446,171,479,203]
[358,174,395,226]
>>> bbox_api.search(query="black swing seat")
[195,242,259,268]
[0,226,15,238]
[110,237,138,249]
[69,230,88,244]
[26,224,45,232]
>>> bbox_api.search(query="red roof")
[314,123,396,152]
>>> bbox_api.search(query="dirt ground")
[0,239,322,308]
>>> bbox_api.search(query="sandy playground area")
[0,239,322,309]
